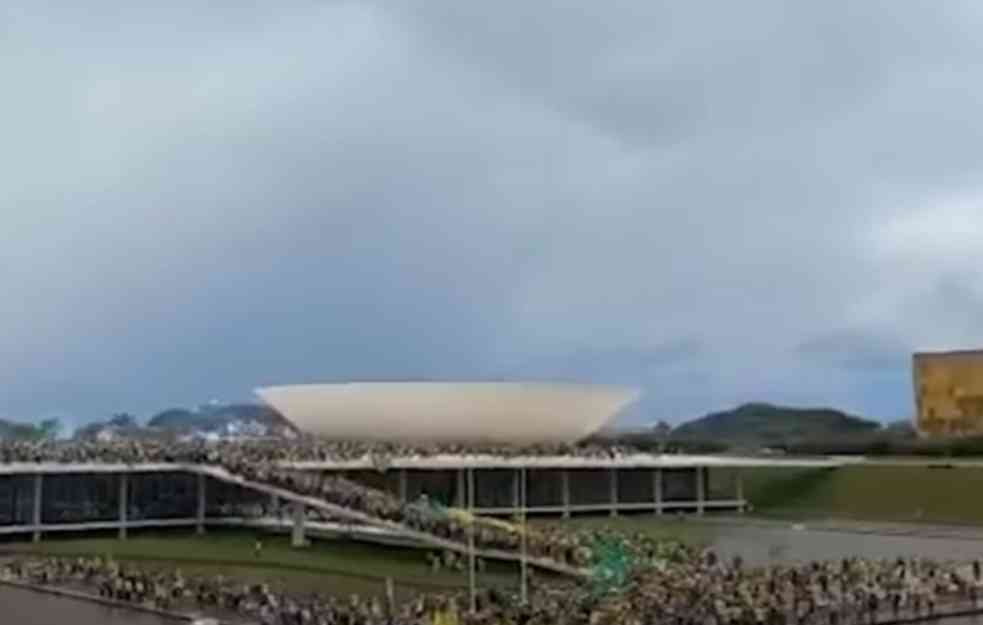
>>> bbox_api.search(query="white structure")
[255,382,638,443]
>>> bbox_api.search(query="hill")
[0,417,61,441]
[671,402,880,446]
[0,418,43,441]
[74,413,149,441]
[145,408,197,430]
[146,402,296,437]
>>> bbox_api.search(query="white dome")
[255,382,638,443]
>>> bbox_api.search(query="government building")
[913,349,983,436]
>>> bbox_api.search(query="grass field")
[530,516,713,545]
[0,530,519,599]
[541,464,983,528]
[737,466,983,525]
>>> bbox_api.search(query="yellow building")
[913,349,983,436]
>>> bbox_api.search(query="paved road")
[0,585,182,625]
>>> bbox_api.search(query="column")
[519,467,528,605]
[456,469,466,508]
[609,468,619,518]
[196,473,206,535]
[735,470,745,514]
[32,473,42,543]
[695,466,705,516]
[291,501,307,548]
[118,473,128,540]
[385,578,396,615]
[398,469,408,504]
[654,469,663,516]
[512,469,520,513]
[561,470,571,519]
[467,468,476,614]
[270,494,280,517]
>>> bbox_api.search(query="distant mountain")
[0,418,43,441]
[147,403,296,437]
[671,402,880,446]
[0,417,61,441]
[70,403,297,441]
[145,408,197,430]
[74,413,148,441]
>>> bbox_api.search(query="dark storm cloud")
[3,2,983,426]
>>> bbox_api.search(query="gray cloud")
[3,2,983,425]
[503,339,705,382]
[795,329,908,371]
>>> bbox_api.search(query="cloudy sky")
[3,2,983,428]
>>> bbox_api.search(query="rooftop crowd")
[0,437,636,465]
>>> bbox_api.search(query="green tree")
[37,418,62,440]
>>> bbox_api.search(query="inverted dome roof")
[255,382,638,443]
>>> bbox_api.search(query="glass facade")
[0,476,36,525]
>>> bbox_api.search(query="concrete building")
[255,382,639,443]
[0,455,845,546]
[913,349,983,436]
[0,382,838,552]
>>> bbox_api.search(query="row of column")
[27,472,210,543]
[21,467,745,545]
[288,466,744,550]
[392,466,746,517]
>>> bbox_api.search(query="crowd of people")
[587,551,983,625]
[0,554,420,624]
[0,553,594,625]
[253,469,623,570]
[0,437,636,467]
[6,438,983,624]
[4,545,983,624]
[0,438,638,570]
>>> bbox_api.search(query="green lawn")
[548,465,983,532]
[737,466,983,525]
[0,530,518,599]
[530,516,713,546]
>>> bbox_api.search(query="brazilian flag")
[589,536,634,596]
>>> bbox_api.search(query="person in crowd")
[5,544,983,625]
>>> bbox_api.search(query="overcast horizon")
[4,2,983,430]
